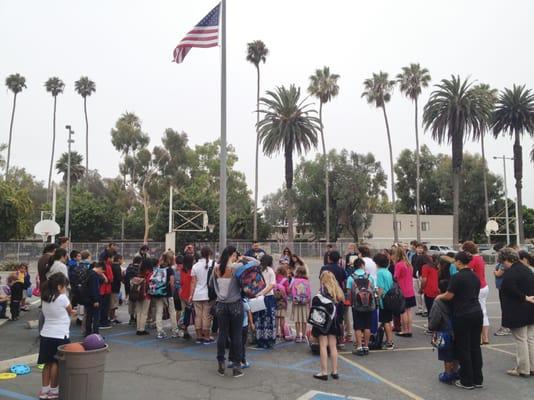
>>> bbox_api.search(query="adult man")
[245,241,265,260]
[99,242,118,262]
[323,244,334,266]
[358,246,377,282]
[407,240,418,264]
[58,236,70,250]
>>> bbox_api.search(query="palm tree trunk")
[47,96,57,202]
[513,131,524,244]
[142,181,150,244]
[5,93,17,180]
[481,134,490,244]
[253,65,260,241]
[84,97,89,173]
[285,146,294,242]
[414,97,421,243]
[319,102,330,244]
[382,105,398,243]
[451,136,463,247]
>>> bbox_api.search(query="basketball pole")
[169,186,173,233]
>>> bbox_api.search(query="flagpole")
[219,0,227,251]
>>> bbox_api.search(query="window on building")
[422,221,430,231]
[394,221,402,231]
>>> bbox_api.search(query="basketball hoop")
[207,224,215,233]
[34,220,61,243]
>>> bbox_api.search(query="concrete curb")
[0,353,38,372]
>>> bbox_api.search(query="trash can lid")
[0,373,17,380]
[10,364,31,375]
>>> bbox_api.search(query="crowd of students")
[2,238,533,398]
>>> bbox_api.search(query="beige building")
[363,213,453,248]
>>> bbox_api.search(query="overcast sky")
[1,0,533,212]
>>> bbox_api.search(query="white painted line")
[339,355,424,400]
[485,346,515,356]
[296,390,371,400]
[0,353,38,372]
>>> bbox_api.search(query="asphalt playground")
[0,260,532,400]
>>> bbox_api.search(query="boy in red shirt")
[99,254,114,329]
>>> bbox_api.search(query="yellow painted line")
[338,354,424,400]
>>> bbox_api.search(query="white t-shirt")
[46,261,68,279]
[363,257,378,282]
[41,294,71,339]
[191,258,214,301]
[262,267,276,296]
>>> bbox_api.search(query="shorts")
[404,296,416,309]
[379,308,393,324]
[352,310,372,331]
[38,336,70,364]
[110,293,119,310]
[438,346,455,362]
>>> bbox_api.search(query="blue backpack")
[235,262,266,298]
[148,267,168,297]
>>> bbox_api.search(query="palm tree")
[56,151,86,185]
[397,64,431,243]
[246,40,269,241]
[308,66,340,243]
[362,72,399,242]
[4,73,26,179]
[423,76,489,246]
[74,77,96,172]
[45,77,65,200]
[492,84,534,244]
[472,83,497,242]
[257,85,321,242]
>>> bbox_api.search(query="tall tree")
[4,73,26,179]
[397,64,431,242]
[74,77,96,172]
[472,83,497,242]
[423,75,489,246]
[44,77,65,200]
[246,40,269,241]
[308,66,340,243]
[362,72,399,242]
[56,151,86,185]
[257,85,320,242]
[491,84,534,244]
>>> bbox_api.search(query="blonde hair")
[295,265,308,278]
[392,246,412,271]
[320,271,344,302]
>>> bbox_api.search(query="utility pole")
[65,125,74,239]
[494,155,513,246]
[219,0,227,250]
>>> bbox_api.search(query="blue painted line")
[0,388,37,400]
[288,357,316,369]
[339,358,379,383]
[105,331,133,338]
[312,394,351,400]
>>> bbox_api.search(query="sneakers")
[227,362,235,369]
[38,389,49,399]
[454,380,475,390]
[171,328,181,338]
[156,331,167,339]
[241,361,251,369]
[494,327,512,336]
[507,368,529,377]
[99,323,112,330]
[354,347,365,356]
[45,389,59,399]
[233,368,244,378]
[203,338,215,344]
[362,346,369,355]
[128,316,136,326]
[136,330,149,336]
[384,342,395,350]
[195,338,205,344]
[217,362,225,376]
[112,319,122,325]
[439,372,455,384]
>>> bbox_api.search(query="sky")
[1,0,533,212]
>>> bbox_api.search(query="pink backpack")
[291,278,311,305]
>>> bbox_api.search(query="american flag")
[173,3,220,64]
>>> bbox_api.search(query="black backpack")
[206,261,217,302]
[369,324,385,350]
[383,282,406,315]
[71,265,91,306]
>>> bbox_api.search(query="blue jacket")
[86,270,101,305]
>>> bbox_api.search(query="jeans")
[511,324,534,375]
[100,294,111,326]
[216,301,244,363]
[0,302,6,317]
[85,303,100,336]
[229,326,249,364]
[453,311,484,386]
[10,301,20,319]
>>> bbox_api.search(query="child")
[8,272,24,321]
[348,258,376,356]
[109,254,123,324]
[0,277,10,319]
[289,265,311,342]
[38,273,76,399]
[21,263,32,311]
[99,253,114,329]
[229,298,254,369]
[274,265,290,339]
[84,262,104,336]
[124,256,142,325]
[76,250,92,326]
[420,255,440,331]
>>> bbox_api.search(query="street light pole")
[494,155,513,246]
[65,125,74,239]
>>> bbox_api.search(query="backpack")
[273,280,288,310]
[148,268,168,297]
[235,263,266,298]
[129,277,147,302]
[70,265,90,306]
[369,324,385,350]
[307,293,336,334]
[383,282,406,315]
[291,279,311,305]
[432,330,453,350]
[351,273,376,312]
[206,261,217,302]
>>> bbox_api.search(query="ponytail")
[41,273,69,303]
[201,246,212,269]
[219,246,236,276]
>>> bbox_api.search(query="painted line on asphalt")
[0,388,37,400]
[338,354,424,400]
[485,346,515,356]
[296,390,371,400]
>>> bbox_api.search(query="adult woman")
[211,246,258,378]
[392,246,415,337]
[135,258,154,336]
[279,247,292,265]
[436,251,483,390]
[190,246,215,343]
[518,250,534,273]
[463,241,490,344]
[313,270,344,380]
[497,248,534,377]
[45,248,69,280]
[254,254,277,349]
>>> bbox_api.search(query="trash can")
[56,344,109,400]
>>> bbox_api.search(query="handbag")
[249,295,266,313]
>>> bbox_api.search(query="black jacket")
[501,263,534,329]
